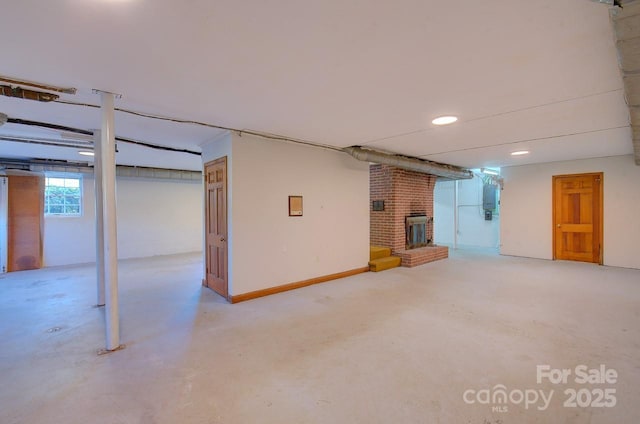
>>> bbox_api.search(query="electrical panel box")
[483,184,497,210]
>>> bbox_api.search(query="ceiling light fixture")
[511,150,530,156]
[61,131,94,142]
[432,116,458,126]
[78,151,95,157]
[481,168,499,176]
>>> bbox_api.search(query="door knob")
[557,224,561,228]
[220,237,226,242]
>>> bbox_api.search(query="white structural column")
[94,130,105,306]
[99,92,120,351]
[453,180,459,250]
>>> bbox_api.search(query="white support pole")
[0,176,7,274]
[453,180,459,250]
[100,92,120,351]
[94,131,105,306]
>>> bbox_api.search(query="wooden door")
[552,173,603,264]
[7,174,45,271]
[204,157,228,298]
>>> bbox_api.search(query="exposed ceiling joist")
[0,75,76,95]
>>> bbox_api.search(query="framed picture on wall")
[289,195,303,216]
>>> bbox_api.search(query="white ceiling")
[0,0,633,171]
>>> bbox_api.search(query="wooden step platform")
[370,246,392,261]
[368,256,402,272]
[369,245,401,272]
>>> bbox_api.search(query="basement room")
[1,1,639,423]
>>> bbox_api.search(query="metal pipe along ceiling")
[342,146,473,180]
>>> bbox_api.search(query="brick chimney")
[370,164,448,267]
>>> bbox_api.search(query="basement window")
[44,174,83,216]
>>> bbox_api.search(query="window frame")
[44,173,84,217]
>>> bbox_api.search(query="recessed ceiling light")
[78,151,95,157]
[432,116,458,126]
[510,150,530,156]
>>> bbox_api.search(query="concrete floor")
[0,249,639,424]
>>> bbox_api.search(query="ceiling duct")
[0,85,59,102]
[592,0,624,7]
[342,146,473,180]
[0,157,202,181]
[0,135,92,150]
[610,0,640,164]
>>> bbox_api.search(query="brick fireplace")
[370,164,448,267]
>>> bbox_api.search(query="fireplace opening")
[405,214,433,249]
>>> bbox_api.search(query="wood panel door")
[552,173,603,264]
[204,157,228,298]
[7,174,45,271]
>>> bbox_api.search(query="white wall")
[500,155,640,269]
[115,177,203,259]
[43,174,203,267]
[434,176,500,248]
[204,133,370,296]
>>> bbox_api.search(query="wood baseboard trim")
[230,266,370,304]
